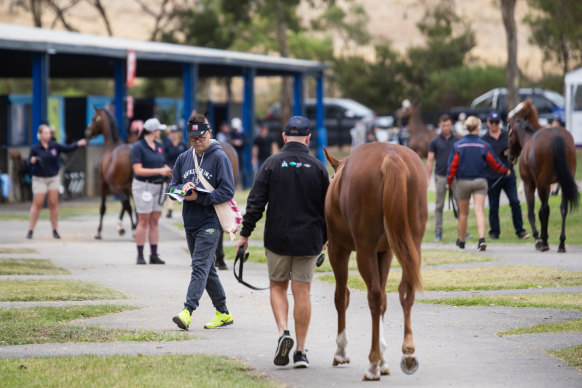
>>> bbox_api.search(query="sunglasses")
[190,135,207,143]
[489,120,500,125]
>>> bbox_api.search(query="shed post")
[315,73,326,163]
[114,59,127,140]
[242,68,256,189]
[32,52,49,143]
[182,63,198,138]
[293,73,304,116]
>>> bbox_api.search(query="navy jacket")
[163,137,188,168]
[447,134,508,186]
[28,140,78,177]
[241,141,329,256]
[169,141,235,231]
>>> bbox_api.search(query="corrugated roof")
[0,23,327,75]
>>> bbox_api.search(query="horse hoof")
[362,369,380,381]
[401,356,419,375]
[541,245,550,252]
[558,247,566,253]
[535,239,544,251]
[118,229,125,236]
[333,356,350,366]
[94,235,102,240]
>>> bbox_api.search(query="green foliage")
[499,318,582,336]
[548,345,582,371]
[423,65,506,110]
[524,0,582,74]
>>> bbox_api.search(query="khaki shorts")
[32,175,59,194]
[265,248,318,283]
[455,178,488,200]
[132,178,165,214]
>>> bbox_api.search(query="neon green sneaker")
[204,311,233,329]
[172,308,191,331]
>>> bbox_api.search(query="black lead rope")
[448,186,458,219]
[233,247,269,291]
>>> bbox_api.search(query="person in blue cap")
[481,110,529,240]
[235,116,329,369]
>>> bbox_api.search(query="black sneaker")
[26,230,33,239]
[478,238,487,251]
[517,231,530,239]
[293,351,309,368]
[274,330,294,366]
[52,230,61,239]
[136,255,146,265]
[166,210,172,218]
[489,233,499,240]
[456,239,465,249]
[149,253,165,265]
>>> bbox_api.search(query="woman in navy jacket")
[27,124,86,239]
[446,116,510,251]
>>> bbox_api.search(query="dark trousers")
[487,175,525,237]
[184,225,227,312]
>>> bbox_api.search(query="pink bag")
[193,149,242,239]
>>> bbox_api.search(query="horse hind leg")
[117,206,126,236]
[378,251,392,376]
[330,243,351,367]
[537,189,551,252]
[95,195,106,240]
[558,196,568,253]
[399,273,419,375]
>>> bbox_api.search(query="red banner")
[126,50,136,87]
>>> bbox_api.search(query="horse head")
[508,98,541,129]
[507,118,536,165]
[85,108,105,140]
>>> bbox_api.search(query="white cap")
[230,117,242,130]
[144,118,167,131]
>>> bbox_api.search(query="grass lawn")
[317,265,582,293]
[0,280,126,301]
[314,249,496,273]
[499,318,582,336]
[223,245,267,264]
[0,201,124,221]
[0,354,280,388]
[418,292,582,310]
[0,248,37,254]
[548,345,582,372]
[423,195,582,245]
[0,305,189,346]
[0,259,69,275]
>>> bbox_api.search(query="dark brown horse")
[85,107,135,239]
[507,118,579,252]
[324,142,427,380]
[396,103,436,158]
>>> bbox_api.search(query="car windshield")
[543,90,565,107]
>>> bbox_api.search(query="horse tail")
[380,152,423,293]
[552,136,579,212]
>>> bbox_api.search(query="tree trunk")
[276,0,292,130]
[30,0,42,27]
[91,0,114,36]
[501,0,519,111]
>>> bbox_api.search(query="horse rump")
[552,136,579,212]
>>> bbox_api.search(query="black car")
[262,98,374,146]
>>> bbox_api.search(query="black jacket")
[241,141,329,256]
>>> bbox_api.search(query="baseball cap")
[285,116,311,136]
[487,111,501,121]
[170,124,180,132]
[186,121,211,137]
[144,118,166,131]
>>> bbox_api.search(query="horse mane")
[101,109,122,144]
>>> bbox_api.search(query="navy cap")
[285,116,311,136]
[186,122,211,137]
[487,111,501,121]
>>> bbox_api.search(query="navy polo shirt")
[428,133,461,176]
[481,130,514,179]
[131,138,166,182]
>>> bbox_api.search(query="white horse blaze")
[508,101,524,119]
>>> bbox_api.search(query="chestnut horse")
[507,118,578,252]
[324,142,427,380]
[85,107,135,239]
[396,103,436,158]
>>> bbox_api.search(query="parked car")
[262,98,374,146]
[451,88,565,126]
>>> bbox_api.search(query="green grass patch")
[0,280,126,301]
[317,265,582,292]
[0,259,69,275]
[0,354,280,388]
[548,345,582,371]
[499,318,582,336]
[0,248,37,254]
[223,245,267,264]
[0,202,124,221]
[0,305,189,346]
[315,248,496,273]
[419,293,582,310]
[423,196,582,245]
